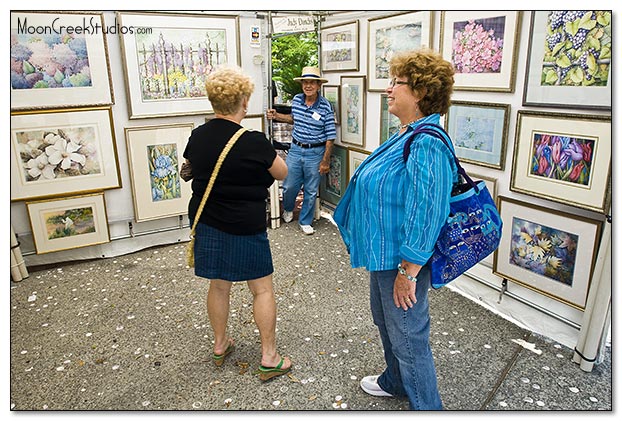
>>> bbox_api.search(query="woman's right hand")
[266,109,277,120]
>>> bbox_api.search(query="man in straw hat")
[267,66,336,235]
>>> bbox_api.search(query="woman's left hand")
[393,275,417,310]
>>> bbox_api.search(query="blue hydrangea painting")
[11,31,93,90]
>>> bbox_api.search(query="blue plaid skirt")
[193,223,274,282]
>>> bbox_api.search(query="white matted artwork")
[347,148,370,180]
[367,11,433,91]
[125,123,194,222]
[494,196,602,310]
[26,192,110,254]
[241,114,265,132]
[440,11,521,92]
[11,107,121,201]
[340,75,366,147]
[10,11,114,110]
[118,12,240,119]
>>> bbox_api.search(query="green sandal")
[212,341,234,367]
[257,357,291,381]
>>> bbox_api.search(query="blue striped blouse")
[333,114,458,271]
[291,93,337,144]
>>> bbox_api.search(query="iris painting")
[148,144,181,202]
[529,132,594,186]
[509,216,578,286]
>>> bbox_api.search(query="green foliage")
[272,31,318,102]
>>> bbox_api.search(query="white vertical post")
[572,215,611,372]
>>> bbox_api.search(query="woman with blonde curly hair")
[183,66,291,380]
[334,49,458,409]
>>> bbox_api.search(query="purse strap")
[402,123,477,190]
[189,127,247,237]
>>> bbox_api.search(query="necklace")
[398,120,417,131]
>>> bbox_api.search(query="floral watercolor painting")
[345,85,361,136]
[453,115,496,152]
[509,216,578,286]
[10,31,93,90]
[134,27,227,101]
[451,16,505,74]
[541,11,610,87]
[147,144,181,202]
[16,126,102,183]
[529,132,594,186]
[373,23,423,79]
[326,154,343,197]
[44,206,95,240]
[325,30,353,64]
[380,94,400,142]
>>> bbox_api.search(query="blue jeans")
[369,265,443,410]
[282,143,324,226]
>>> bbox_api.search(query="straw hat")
[293,66,328,83]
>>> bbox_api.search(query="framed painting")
[367,11,432,91]
[510,111,611,214]
[319,144,348,206]
[118,12,240,119]
[440,11,521,92]
[26,192,110,254]
[10,11,113,110]
[348,148,370,180]
[11,107,121,202]
[322,85,340,124]
[241,114,265,132]
[125,123,194,222]
[320,20,359,72]
[340,76,366,147]
[493,196,602,310]
[523,11,611,110]
[379,93,400,144]
[444,101,510,170]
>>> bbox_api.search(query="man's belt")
[292,139,327,149]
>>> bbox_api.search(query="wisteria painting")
[147,144,181,202]
[134,27,227,102]
[529,132,594,186]
[345,85,361,136]
[451,16,505,74]
[509,216,578,286]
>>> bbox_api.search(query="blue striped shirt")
[333,114,458,271]
[291,93,337,144]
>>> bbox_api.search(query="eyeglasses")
[388,78,409,88]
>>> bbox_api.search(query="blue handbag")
[403,123,503,289]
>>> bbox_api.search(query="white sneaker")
[299,224,314,235]
[282,210,293,223]
[360,375,393,397]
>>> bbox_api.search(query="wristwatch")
[397,263,417,283]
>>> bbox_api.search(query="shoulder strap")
[402,123,476,189]
[189,127,247,236]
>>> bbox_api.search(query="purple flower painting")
[529,132,594,186]
[10,32,93,90]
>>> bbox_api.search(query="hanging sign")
[271,16,315,33]
[250,25,260,48]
